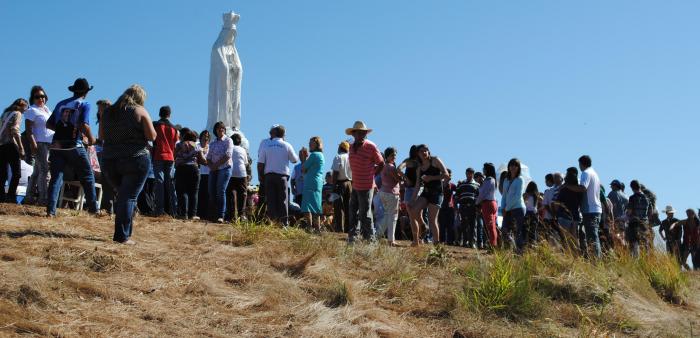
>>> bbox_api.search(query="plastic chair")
[58,181,103,211]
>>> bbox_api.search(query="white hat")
[664,205,676,214]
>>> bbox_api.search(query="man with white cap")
[659,205,681,258]
[257,124,298,226]
[345,121,384,243]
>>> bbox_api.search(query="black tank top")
[405,162,418,186]
[422,160,443,193]
[102,106,148,159]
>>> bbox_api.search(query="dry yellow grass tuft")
[1,203,699,337]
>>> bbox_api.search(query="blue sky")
[2,0,699,214]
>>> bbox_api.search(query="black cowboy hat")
[68,78,94,93]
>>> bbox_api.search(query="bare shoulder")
[432,156,446,167]
[133,106,150,117]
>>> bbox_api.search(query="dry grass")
[1,203,699,337]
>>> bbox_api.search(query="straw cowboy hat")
[664,205,676,214]
[345,120,373,136]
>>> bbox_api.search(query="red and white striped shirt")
[349,140,383,191]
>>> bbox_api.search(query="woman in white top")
[24,86,55,205]
[226,133,249,221]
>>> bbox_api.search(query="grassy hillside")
[0,204,698,337]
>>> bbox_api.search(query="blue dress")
[301,151,324,214]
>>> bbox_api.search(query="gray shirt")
[608,189,628,219]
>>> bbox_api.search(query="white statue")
[208,12,248,149]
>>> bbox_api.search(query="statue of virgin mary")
[207,12,248,149]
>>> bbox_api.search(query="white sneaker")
[216,218,225,224]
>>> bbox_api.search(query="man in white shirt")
[571,155,603,258]
[257,125,298,226]
[332,141,352,232]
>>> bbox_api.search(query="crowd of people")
[0,79,698,269]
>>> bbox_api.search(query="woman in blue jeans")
[99,85,156,244]
[206,121,233,223]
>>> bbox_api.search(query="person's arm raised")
[397,159,408,172]
[435,157,449,180]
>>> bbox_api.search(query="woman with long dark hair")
[100,85,157,244]
[501,158,526,251]
[399,145,422,241]
[0,98,28,203]
[24,86,54,205]
[407,145,449,245]
[524,181,542,245]
[398,145,419,204]
[476,162,498,248]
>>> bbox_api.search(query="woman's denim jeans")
[103,154,150,242]
[208,166,232,219]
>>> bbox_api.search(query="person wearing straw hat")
[345,121,384,243]
[45,78,99,217]
[659,205,681,259]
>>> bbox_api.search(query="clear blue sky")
[2,0,699,214]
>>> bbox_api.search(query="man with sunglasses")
[45,78,99,217]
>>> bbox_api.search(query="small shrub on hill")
[323,280,353,308]
[425,244,450,266]
[615,249,687,304]
[457,251,540,319]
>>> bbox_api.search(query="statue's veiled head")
[223,12,240,29]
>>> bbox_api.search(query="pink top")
[380,163,400,195]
